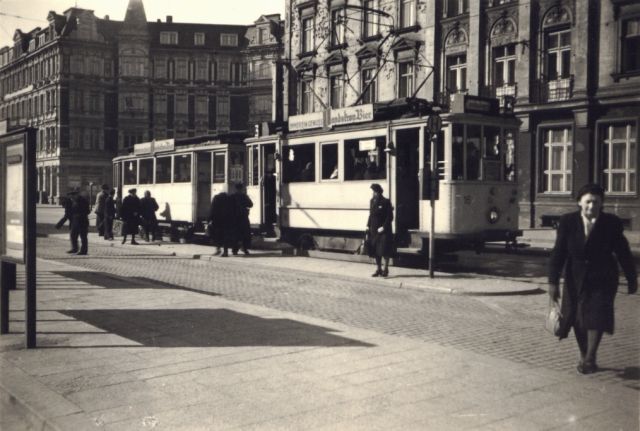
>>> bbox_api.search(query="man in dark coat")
[231,183,253,255]
[120,188,141,245]
[103,188,116,240]
[366,183,394,277]
[94,184,109,237]
[140,190,160,242]
[55,188,90,255]
[549,183,637,374]
[208,191,235,257]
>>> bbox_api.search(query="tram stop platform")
[44,232,545,296]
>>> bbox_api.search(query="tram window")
[452,124,464,180]
[229,151,244,185]
[344,137,386,181]
[283,144,315,183]
[321,143,338,180]
[212,153,226,183]
[174,154,192,183]
[482,126,501,181]
[139,159,154,184]
[466,125,481,181]
[251,146,259,186]
[156,156,172,184]
[504,129,516,182]
[124,160,137,185]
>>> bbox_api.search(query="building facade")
[280,0,639,230]
[0,0,283,203]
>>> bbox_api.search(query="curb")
[0,382,62,431]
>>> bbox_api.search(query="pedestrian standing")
[366,183,394,277]
[55,188,90,255]
[94,184,109,237]
[120,188,141,245]
[548,183,637,374]
[103,188,116,240]
[208,191,235,257]
[140,190,160,241]
[232,182,253,255]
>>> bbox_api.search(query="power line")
[0,12,47,23]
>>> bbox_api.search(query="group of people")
[207,183,253,257]
[56,185,160,254]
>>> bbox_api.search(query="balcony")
[436,88,468,111]
[533,76,573,103]
[494,83,517,108]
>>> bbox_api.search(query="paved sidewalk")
[1,258,638,430]
[44,233,543,296]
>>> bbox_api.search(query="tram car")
[112,134,246,240]
[246,94,521,253]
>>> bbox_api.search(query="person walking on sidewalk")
[232,182,253,255]
[208,190,235,257]
[103,188,116,240]
[120,188,141,245]
[55,188,90,255]
[548,183,637,375]
[140,190,160,242]
[94,184,109,237]
[366,183,394,277]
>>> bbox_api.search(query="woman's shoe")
[372,269,381,277]
[381,269,389,278]
[577,361,598,375]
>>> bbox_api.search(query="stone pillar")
[573,109,591,189]
[516,0,532,105]
[467,0,482,95]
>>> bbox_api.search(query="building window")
[330,74,344,109]
[208,95,217,130]
[541,127,573,193]
[398,61,414,98]
[302,17,314,53]
[300,78,314,114]
[545,29,571,80]
[188,60,195,81]
[363,0,378,38]
[599,122,637,194]
[446,54,467,92]
[331,8,346,46]
[493,45,515,86]
[160,32,178,45]
[167,59,175,81]
[220,33,238,47]
[445,0,469,17]
[622,18,640,74]
[194,32,205,46]
[400,0,416,28]
[259,27,269,44]
[361,67,377,104]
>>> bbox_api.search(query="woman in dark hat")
[366,183,394,277]
[549,183,637,374]
[120,188,141,245]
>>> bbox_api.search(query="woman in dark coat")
[120,188,141,245]
[549,183,637,374]
[366,183,394,277]
[208,191,235,257]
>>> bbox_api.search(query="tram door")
[395,128,420,232]
[262,144,277,230]
[195,152,212,222]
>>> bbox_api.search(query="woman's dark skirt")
[369,231,394,258]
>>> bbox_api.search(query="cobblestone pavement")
[35,237,640,391]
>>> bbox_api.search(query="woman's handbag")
[359,233,372,257]
[545,298,563,336]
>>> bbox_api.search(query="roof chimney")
[104,15,109,20]
[166,15,172,23]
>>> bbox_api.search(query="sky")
[0,0,285,47]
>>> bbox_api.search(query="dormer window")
[220,33,238,47]
[29,39,36,52]
[160,31,178,45]
[194,32,205,46]
[39,34,47,46]
[259,27,269,44]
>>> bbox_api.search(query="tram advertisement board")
[0,127,35,263]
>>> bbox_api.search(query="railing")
[494,83,517,108]
[532,76,573,103]
[436,88,468,110]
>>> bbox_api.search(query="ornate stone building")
[281,0,639,229]
[0,0,283,203]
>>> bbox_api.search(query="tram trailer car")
[113,136,246,241]
[248,96,522,255]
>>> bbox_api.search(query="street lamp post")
[89,182,94,211]
[426,114,442,279]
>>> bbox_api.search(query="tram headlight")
[488,207,500,224]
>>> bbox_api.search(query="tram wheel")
[298,234,316,251]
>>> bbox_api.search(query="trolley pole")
[428,136,436,279]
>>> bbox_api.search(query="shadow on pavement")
[50,271,220,297]
[58,308,375,348]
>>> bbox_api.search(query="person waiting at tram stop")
[120,188,141,245]
[140,190,160,242]
[548,183,637,375]
[366,183,394,278]
[208,188,235,257]
[103,188,116,241]
[55,187,90,255]
[232,182,253,255]
[94,184,110,238]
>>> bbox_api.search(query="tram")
[247,94,521,253]
[112,134,246,240]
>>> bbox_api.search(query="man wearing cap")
[120,188,141,245]
[366,183,394,277]
[55,188,90,255]
[94,184,110,238]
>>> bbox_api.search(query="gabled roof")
[294,56,315,72]
[355,43,379,58]
[390,37,420,51]
[324,50,348,66]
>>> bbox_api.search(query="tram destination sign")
[134,139,175,155]
[288,104,374,131]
